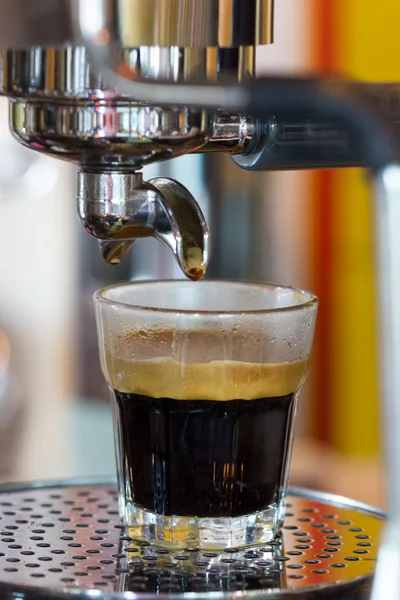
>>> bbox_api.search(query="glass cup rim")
[94,279,318,316]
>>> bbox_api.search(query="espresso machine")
[0,1,398,598]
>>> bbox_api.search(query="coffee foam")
[104,329,309,401]
[106,356,307,400]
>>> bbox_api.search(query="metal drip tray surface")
[0,480,384,599]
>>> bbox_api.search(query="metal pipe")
[374,166,400,518]
[233,84,400,171]
[371,165,400,599]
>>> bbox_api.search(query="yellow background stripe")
[330,0,400,455]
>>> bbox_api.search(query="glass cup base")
[125,502,280,550]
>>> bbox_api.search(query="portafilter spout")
[77,170,210,281]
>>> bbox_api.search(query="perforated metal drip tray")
[0,479,384,600]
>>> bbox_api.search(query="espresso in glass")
[95,281,317,549]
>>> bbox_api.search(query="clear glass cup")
[94,280,317,549]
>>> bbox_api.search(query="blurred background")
[0,0,397,509]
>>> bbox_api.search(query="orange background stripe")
[310,0,337,444]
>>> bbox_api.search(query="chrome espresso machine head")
[0,0,273,278]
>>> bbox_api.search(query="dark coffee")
[114,390,296,518]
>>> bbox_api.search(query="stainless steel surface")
[0,44,253,97]
[10,102,253,167]
[201,113,257,155]
[7,50,208,168]
[78,170,210,277]
[83,0,273,48]
[76,16,249,110]
[146,176,210,280]
[0,479,383,599]
[374,165,400,519]
[4,38,255,167]
[371,164,400,600]
[0,0,274,49]
[74,0,268,107]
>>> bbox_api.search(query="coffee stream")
[107,329,307,519]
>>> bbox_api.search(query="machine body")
[0,0,273,273]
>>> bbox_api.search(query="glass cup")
[94,280,317,549]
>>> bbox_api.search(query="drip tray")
[0,479,384,599]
